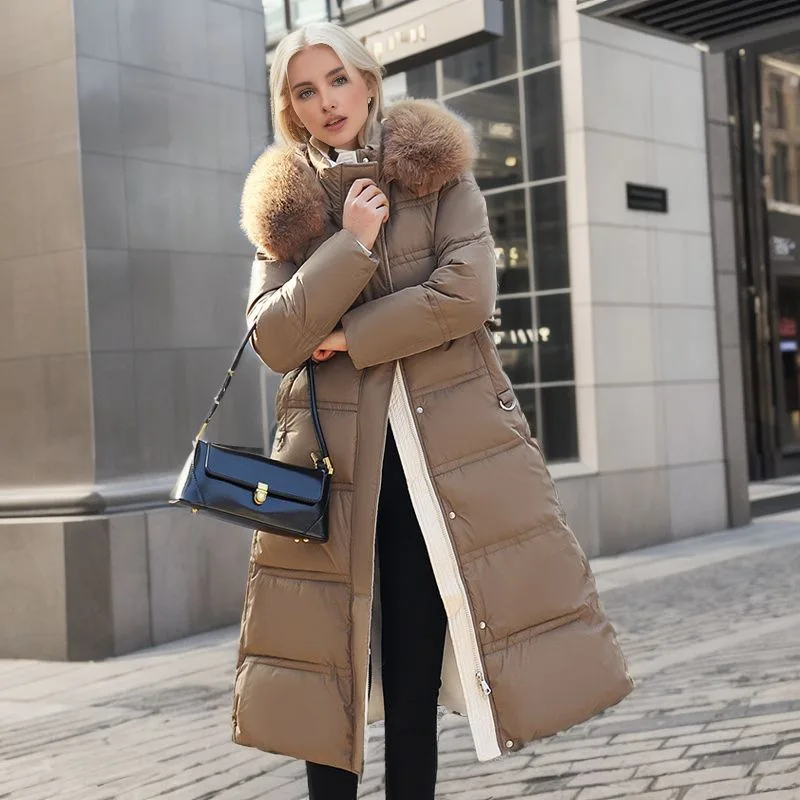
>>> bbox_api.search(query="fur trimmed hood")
[240,99,475,261]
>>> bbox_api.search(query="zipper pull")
[477,672,492,696]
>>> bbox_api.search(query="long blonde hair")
[270,22,385,148]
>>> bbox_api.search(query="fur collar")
[240,99,475,261]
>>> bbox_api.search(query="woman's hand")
[311,328,348,363]
[343,179,389,252]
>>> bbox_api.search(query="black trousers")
[306,426,448,800]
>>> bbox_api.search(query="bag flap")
[204,444,325,505]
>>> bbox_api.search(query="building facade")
[260,0,738,553]
[0,0,748,659]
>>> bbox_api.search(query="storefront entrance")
[732,34,800,479]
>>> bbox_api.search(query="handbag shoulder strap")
[192,321,332,474]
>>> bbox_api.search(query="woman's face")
[287,45,372,150]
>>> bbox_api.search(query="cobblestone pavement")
[2,515,800,800]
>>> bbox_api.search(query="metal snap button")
[448,511,456,519]
[416,406,424,414]
[506,740,514,748]
[479,621,486,630]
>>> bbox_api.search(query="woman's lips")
[325,117,346,131]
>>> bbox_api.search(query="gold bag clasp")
[253,483,269,505]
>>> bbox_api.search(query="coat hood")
[240,99,476,261]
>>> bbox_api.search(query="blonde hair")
[270,22,385,148]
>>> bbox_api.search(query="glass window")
[524,67,565,181]
[772,142,790,203]
[540,386,578,461]
[289,0,327,27]
[769,73,785,129]
[339,0,372,19]
[446,79,523,190]
[263,0,287,45]
[491,297,536,384]
[531,182,569,291]
[405,62,437,99]
[536,293,574,383]
[520,0,559,69]
[441,0,517,94]
[486,191,530,295]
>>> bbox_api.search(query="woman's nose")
[320,91,335,111]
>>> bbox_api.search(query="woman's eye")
[333,76,348,86]
[298,89,313,100]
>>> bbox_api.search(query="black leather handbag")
[170,322,332,543]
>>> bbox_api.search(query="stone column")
[0,0,270,659]
[558,0,730,554]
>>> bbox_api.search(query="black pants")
[306,426,448,800]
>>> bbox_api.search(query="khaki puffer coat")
[233,99,633,775]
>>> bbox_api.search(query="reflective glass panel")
[531,182,569,291]
[520,0,559,69]
[536,293,574,383]
[486,191,530,295]
[340,0,372,18]
[405,62,437,99]
[289,0,327,27]
[491,297,535,384]
[762,52,800,207]
[540,386,578,462]
[263,0,287,45]
[524,68,565,181]
[442,0,517,94]
[446,80,522,190]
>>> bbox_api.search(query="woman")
[233,20,633,800]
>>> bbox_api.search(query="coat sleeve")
[340,173,497,370]
[246,229,380,374]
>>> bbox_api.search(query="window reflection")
[441,0,517,94]
[531,182,570,291]
[446,80,522,190]
[525,68,565,181]
[263,0,287,45]
[289,0,327,27]
[405,62,437,99]
[536,293,574,383]
[763,54,800,208]
[491,297,535,384]
[540,386,578,461]
[521,0,559,69]
[486,191,530,295]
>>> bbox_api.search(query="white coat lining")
[387,362,502,762]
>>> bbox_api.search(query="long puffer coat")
[233,99,633,775]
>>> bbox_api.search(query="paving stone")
[569,747,687,774]
[752,757,800,775]
[567,768,636,787]
[633,759,695,778]
[666,730,742,747]
[681,778,754,799]
[652,765,749,789]
[778,741,800,757]
[686,733,781,756]
[611,726,704,744]
[756,769,800,791]
[573,779,651,798]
